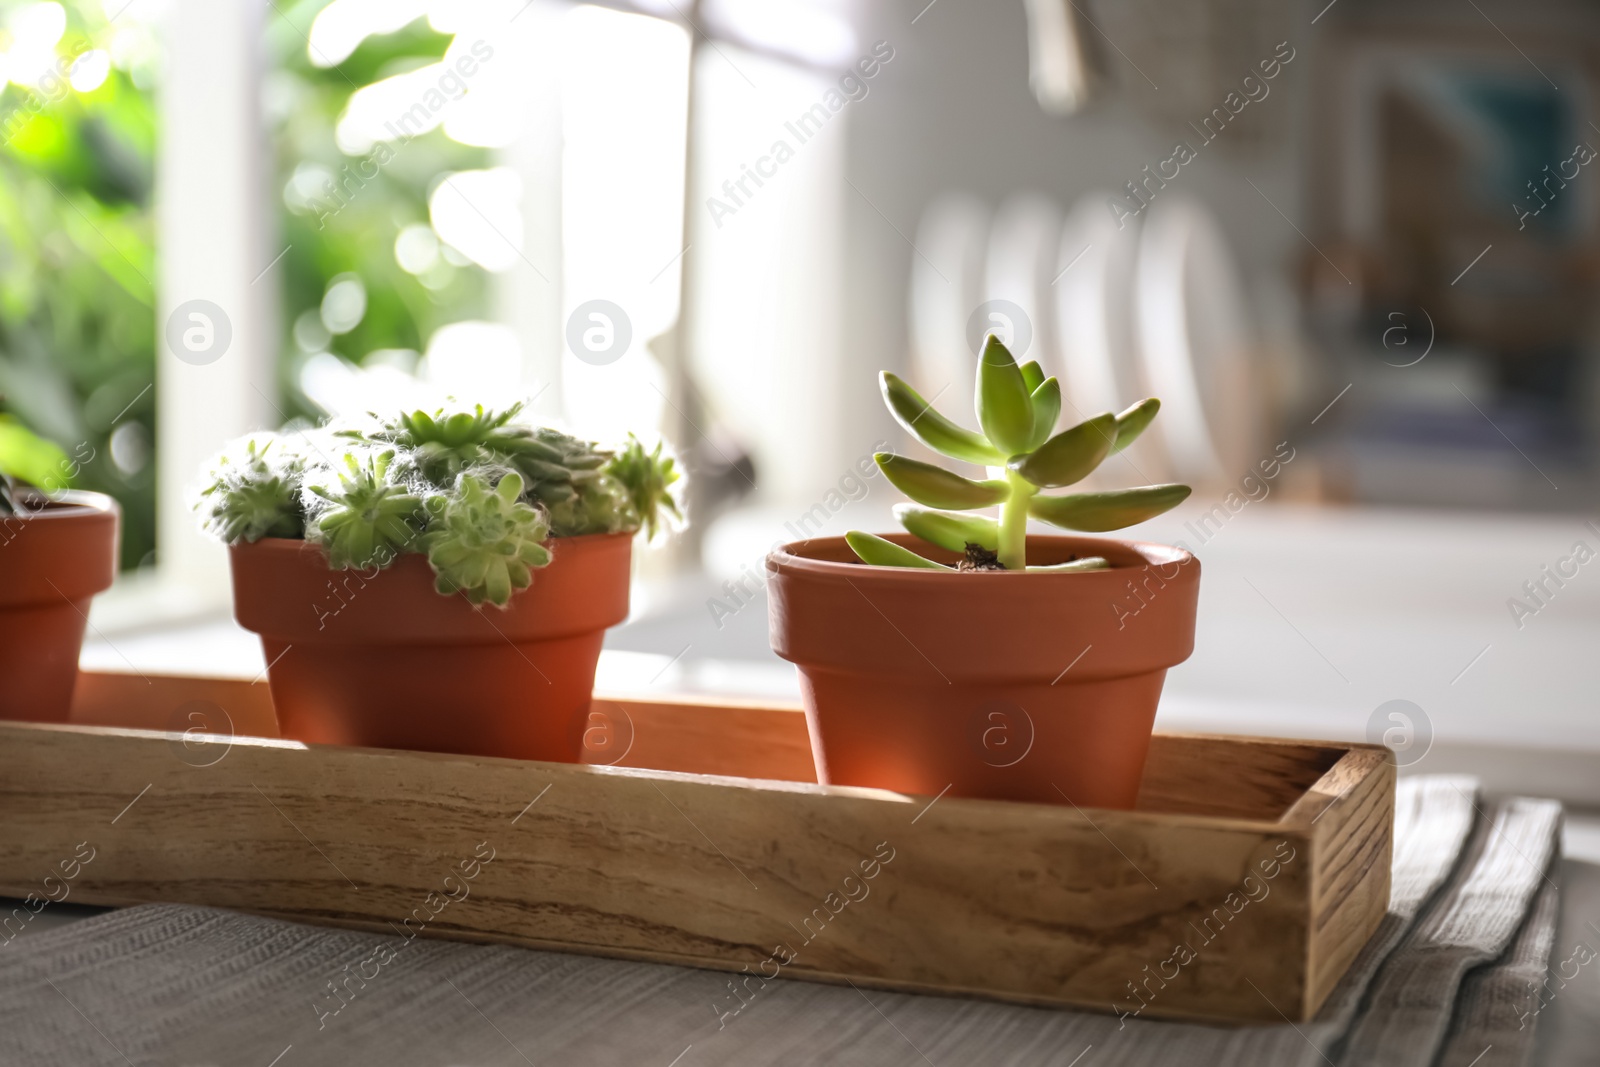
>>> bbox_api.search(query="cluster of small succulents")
[197,438,305,543]
[197,403,682,606]
[847,335,1191,571]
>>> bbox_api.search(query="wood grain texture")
[0,672,1395,1024]
[1303,748,1396,1016]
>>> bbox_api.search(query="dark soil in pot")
[231,532,631,761]
[767,533,1199,808]
[0,491,120,723]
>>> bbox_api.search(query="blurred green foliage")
[0,0,496,571]
[268,0,492,421]
[0,0,156,569]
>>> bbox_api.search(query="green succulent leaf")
[500,427,632,538]
[1019,360,1045,392]
[893,503,999,553]
[1112,398,1160,454]
[1009,412,1115,488]
[1026,557,1111,572]
[520,458,574,483]
[0,414,73,496]
[349,403,527,483]
[975,334,1035,456]
[310,450,423,569]
[423,471,553,607]
[533,480,579,506]
[196,435,306,543]
[876,452,1009,510]
[879,373,1003,466]
[543,480,627,537]
[845,530,950,569]
[1028,484,1193,531]
[1027,377,1061,451]
[605,434,683,541]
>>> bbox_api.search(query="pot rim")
[767,532,1193,581]
[0,489,120,607]
[765,532,1199,682]
[236,528,634,558]
[230,528,635,644]
[0,488,120,523]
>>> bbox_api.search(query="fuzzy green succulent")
[847,335,1190,572]
[197,403,684,607]
[354,403,532,482]
[197,436,306,543]
[423,471,551,605]
[307,450,425,569]
[607,434,683,541]
[507,426,618,535]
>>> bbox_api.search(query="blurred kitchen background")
[2,0,1599,800]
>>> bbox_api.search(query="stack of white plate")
[909,191,1259,486]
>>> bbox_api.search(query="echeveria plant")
[847,335,1190,572]
[197,403,682,606]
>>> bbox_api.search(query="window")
[10,0,861,619]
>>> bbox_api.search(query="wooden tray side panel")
[0,720,1357,1023]
[73,673,1343,823]
[891,799,1316,1023]
[584,694,816,782]
[1304,749,1396,1016]
[1137,734,1347,820]
[70,672,821,783]
[72,671,278,737]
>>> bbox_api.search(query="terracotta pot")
[231,532,632,760]
[767,533,1199,808]
[0,491,120,723]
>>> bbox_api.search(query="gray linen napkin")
[0,777,1561,1067]
[1437,878,1562,1067]
[1335,793,1563,1065]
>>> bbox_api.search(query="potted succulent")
[767,335,1198,808]
[0,467,121,724]
[197,403,682,762]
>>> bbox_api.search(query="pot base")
[800,668,1167,807]
[0,599,92,724]
[263,633,604,762]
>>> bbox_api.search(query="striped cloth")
[0,777,1562,1066]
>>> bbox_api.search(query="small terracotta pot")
[231,533,632,760]
[0,491,120,723]
[767,533,1199,808]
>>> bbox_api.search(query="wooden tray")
[0,671,1393,1025]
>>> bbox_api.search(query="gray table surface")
[5,811,1596,1066]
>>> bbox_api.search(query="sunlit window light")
[420,320,524,399]
[306,0,431,68]
[690,45,842,501]
[394,222,441,275]
[319,275,367,336]
[334,32,501,154]
[296,317,528,419]
[68,48,109,92]
[429,167,524,272]
[298,351,437,418]
[4,1,66,87]
[282,163,337,215]
[558,4,690,442]
[703,0,856,69]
